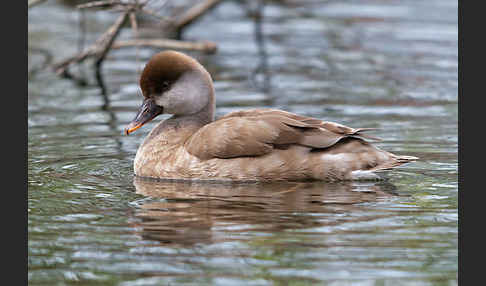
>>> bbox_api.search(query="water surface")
[28,0,458,285]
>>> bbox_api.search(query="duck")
[124,50,417,182]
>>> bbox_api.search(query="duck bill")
[124,98,163,135]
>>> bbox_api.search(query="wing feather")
[185,109,379,160]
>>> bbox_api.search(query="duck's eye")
[151,81,171,96]
[161,81,170,90]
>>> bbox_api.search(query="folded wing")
[185,109,380,160]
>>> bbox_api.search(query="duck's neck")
[169,84,215,128]
[168,106,213,131]
[164,67,216,128]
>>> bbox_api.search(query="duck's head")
[125,50,214,135]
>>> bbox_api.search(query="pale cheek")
[167,81,209,115]
[154,96,169,110]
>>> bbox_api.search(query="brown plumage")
[186,110,379,160]
[125,51,418,182]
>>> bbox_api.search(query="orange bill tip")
[124,123,142,135]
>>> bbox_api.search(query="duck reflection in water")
[129,177,400,245]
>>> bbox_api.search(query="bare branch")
[51,0,220,79]
[129,12,138,31]
[76,0,124,10]
[53,11,129,74]
[53,37,217,75]
[112,39,217,53]
[129,11,141,74]
[173,0,223,31]
[94,11,130,64]
[139,7,169,21]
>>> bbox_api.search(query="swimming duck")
[125,50,417,181]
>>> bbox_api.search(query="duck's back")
[174,109,417,181]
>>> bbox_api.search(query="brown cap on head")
[139,50,202,98]
[126,50,216,135]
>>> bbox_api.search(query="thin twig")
[129,9,141,76]
[173,0,223,32]
[77,0,125,10]
[53,37,217,74]
[252,0,271,94]
[94,11,130,64]
[53,11,129,75]
[94,11,130,103]
[76,9,87,81]
[140,7,170,21]
[112,38,218,53]
[52,0,220,81]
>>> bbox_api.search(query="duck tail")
[368,154,419,172]
[353,128,383,141]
